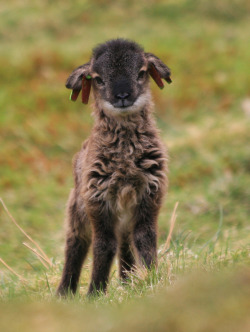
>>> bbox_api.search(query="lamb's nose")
[115,92,130,100]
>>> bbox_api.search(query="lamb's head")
[66,39,172,116]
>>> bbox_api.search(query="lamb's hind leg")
[57,190,91,296]
[119,230,135,280]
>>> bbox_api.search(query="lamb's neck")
[94,107,156,136]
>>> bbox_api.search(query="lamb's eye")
[138,70,146,80]
[95,76,104,85]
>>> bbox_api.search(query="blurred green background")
[0,0,249,299]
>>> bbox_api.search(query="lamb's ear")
[66,62,92,104]
[145,53,172,89]
[66,62,90,90]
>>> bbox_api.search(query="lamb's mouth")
[113,100,134,109]
[100,92,151,115]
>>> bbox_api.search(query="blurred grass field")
[0,0,249,331]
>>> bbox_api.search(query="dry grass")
[0,258,27,283]
[162,201,179,253]
[0,198,53,269]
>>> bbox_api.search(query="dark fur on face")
[92,39,145,109]
[57,39,171,297]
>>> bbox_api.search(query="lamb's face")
[91,43,151,115]
[65,39,172,115]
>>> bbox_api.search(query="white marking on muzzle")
[100,91,152,116]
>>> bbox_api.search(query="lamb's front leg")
[87,204,117,295]
[57,190,91,296]
[133,195,160,269]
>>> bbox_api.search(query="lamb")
[57,38,172,296]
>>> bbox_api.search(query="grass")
[0,0,249,331]
[0,269,249,332]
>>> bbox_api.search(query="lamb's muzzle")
[57,38,172,297]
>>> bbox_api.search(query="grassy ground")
[0,0,249,331]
